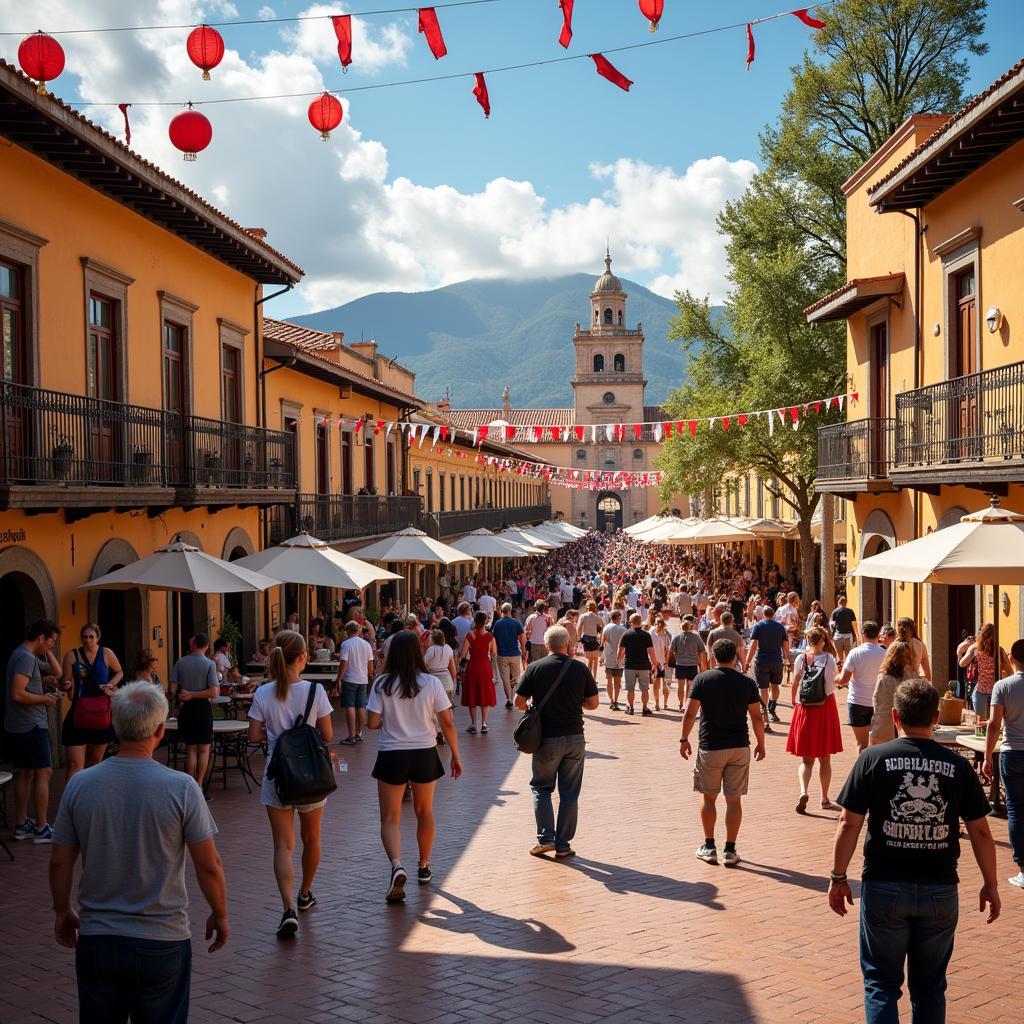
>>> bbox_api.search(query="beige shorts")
[834,634,854,657]
[693,746,751,797]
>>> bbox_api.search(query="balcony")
[893,360,1024,491]
[0,380,296,515]
[431,504,553,539]
[815,419,896,495]
[268,494,423,547]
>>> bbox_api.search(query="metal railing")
[0,380,295,490]
[895,360,1024,468]
[816,418,895,484]
[268,494,423,545]
[432,504,552,538]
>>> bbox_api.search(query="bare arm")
[828,809,866,917]
[104,648,124,691]
[964,816,1001,923]
[12,673,58,708]
[315,712,333,746]
[437,707,462,778]
[366,710,382,730]
[188,837,230,952]
[744,638,758,673]
[920,645,933,683]
[748,701,766,759]
[583,693,600,711]
[982,705,1005,781]
[49,844,80,949]
[679,698,700,759]
[958,643,977,669]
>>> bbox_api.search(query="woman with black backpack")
[786,626,842,814]
[247,629,334,938]
[366,631,462,903]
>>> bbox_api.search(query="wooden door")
[163,321,188,482]
[869,322,888,474]
[1,261,27,480]
[88,295,119,479]
[953,268,978,458]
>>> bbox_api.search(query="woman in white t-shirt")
[247,630,334,938]
[366,632,462,903]
[423,629,457,745]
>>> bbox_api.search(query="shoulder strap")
[298,681,319,727]
[531,656,576,714]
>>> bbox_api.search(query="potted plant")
[51,434,73,481]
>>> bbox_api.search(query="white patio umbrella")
[450,528,535,559]
[851,501,1024,658]
[655,517,757,546]
[625,514,678,536]
[508,526,562,549]
[529,523,577,545]
[636,518,695,543]
[543,520,587,538]
[494,530,546,555]
[233,533,402,591]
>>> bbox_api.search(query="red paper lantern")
[186,25,225,81]
[307,92,343,141]
[638,0,664,31]
[168,108,213,161]
[18,32,65,95]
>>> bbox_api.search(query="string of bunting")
[11,4,830,154]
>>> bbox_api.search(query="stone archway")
[221,527,258,666]
[928,505,974,689]
[0,544,59,670]
[859,509,897,627]
[88,538,147,670]
[596,492,623,533]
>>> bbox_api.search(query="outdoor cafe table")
[163,719,258,795]
[954,733,1005,815]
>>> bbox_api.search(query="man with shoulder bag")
[514,625,599,859]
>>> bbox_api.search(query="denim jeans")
[530,734,586,849]
[76,934,192,1024]
[859,881,958,1024]
[1002,750,1024,868]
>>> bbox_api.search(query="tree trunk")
[796,513,817,605]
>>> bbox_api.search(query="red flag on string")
[118,103,131,145]
[472,72,490,118]
[374,419,384,435]
[332,14,353,69]
[789,406,800,423]
[745,23,755,70]
[590,53,633,91]
[738,414,747,428]
[418,8,447,60]
[532,426,542,442]
[549,426,560,441]
[688,421,698,437]
[851,391,859,403]
[632,423,642,440]
[504,425,515,441]
[722,417,731,431]
[676,422,685,436]
[791,8,826,30]
[664,422,673,438]
[440,425,449,442]
[812,402,822,415]
[476,425,489,443]
[574,425,584,441]
[558,0,574,48]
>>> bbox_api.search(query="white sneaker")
[695,843,718,864]
[722,849,741,867]
[1009,872,1024,888]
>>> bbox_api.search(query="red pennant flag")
[632,423,641,440]
[791,8,826,30]
[476,425,489,443]
[676,421,685,436]
[118,103,131,145]
[574,425,584,441]
[374,419,384,435]
[332,14,353,69]
[688,421,697,437]
[590,53,634,91]
[558,0,574,48]
[789,406,800,423]
[550,426,561,441]
[418,8,447,60]
[440,425,449,442]
[829,395,838,410]
[354,417,366,433]
[664,422,673,438]
[532,426,542,442]
[504,425,515,441]
[745,23,755,70]
[722,417,731,431]
[851,391,860,403]
[812,402,822,415]
[738,414,747,428]
[471,72,491,118]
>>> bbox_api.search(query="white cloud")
[1,0,756,311]
[257,6,276,20]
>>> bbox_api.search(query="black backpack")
[798,654,829,707]
[266,683,337,805]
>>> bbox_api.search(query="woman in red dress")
[787,626,843,813]
[459,611,497,734]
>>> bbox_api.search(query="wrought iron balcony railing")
[0,380,295,491]
[816,418,895,485]
[268,494,423,546]
[431,504,552,539]
[894,360,1024,469]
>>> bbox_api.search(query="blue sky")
[4,1,1022,317]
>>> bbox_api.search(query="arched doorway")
[862,537,893,625]
[89,539,146,669]
[223,526,258,666]
[596,493,623,533]
[928,506,974,690]
[169,531,208,662]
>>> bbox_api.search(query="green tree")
[659,0,987,601]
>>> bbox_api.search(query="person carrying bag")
[513,656,575,754]
[266,681,337,805]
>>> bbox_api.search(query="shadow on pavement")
[558,857,725,909]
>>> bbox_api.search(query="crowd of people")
[3,525,1022,1024]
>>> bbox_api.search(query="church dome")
[593,252,623,294]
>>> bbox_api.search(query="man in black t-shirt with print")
[679,639,765,867]
[830,680,1000,1023]
[515,624,599,859]
[616,614,655,717]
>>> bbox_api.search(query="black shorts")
[581,636,601,652]
[674,665,699,681]
[372,747,445,786]
[7,726,52,770]
[177,699,213,745]
[755,662,784,689]
[61,709,116,748]
[848,703,874,728]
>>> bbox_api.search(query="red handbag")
[71,648,112,731]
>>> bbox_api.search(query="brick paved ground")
[2,664,1023,1024]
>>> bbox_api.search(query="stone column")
[819,493,835,608]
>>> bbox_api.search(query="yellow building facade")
[812,58,1024,686]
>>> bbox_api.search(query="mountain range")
[290,274,707,409]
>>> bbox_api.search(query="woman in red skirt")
[787,626,842,813]
[459,611,497,735]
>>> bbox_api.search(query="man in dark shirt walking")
[615,614,655,717]
[830,680,1000,1023]
[515,624,599,859]
[680,639,766,866]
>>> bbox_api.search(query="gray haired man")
[50,682,229,1024]
[514,625,599,858]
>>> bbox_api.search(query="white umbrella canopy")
[352,526,477,567]
[654,517,757,546]
[625,514,680,537]
[450,529,534,559]
[734,517,794,539]
[80,538,277,593]
[494,530,545,555]
[233,532,402,590]
[544,520,587,538]
[637,517,695,542]
[851,504,1024,585]
[528,523,576,544]
[505,526,560,549]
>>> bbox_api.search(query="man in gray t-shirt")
[5,619,61,843]
[50,682,228,1023]
[600,611,628,710]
